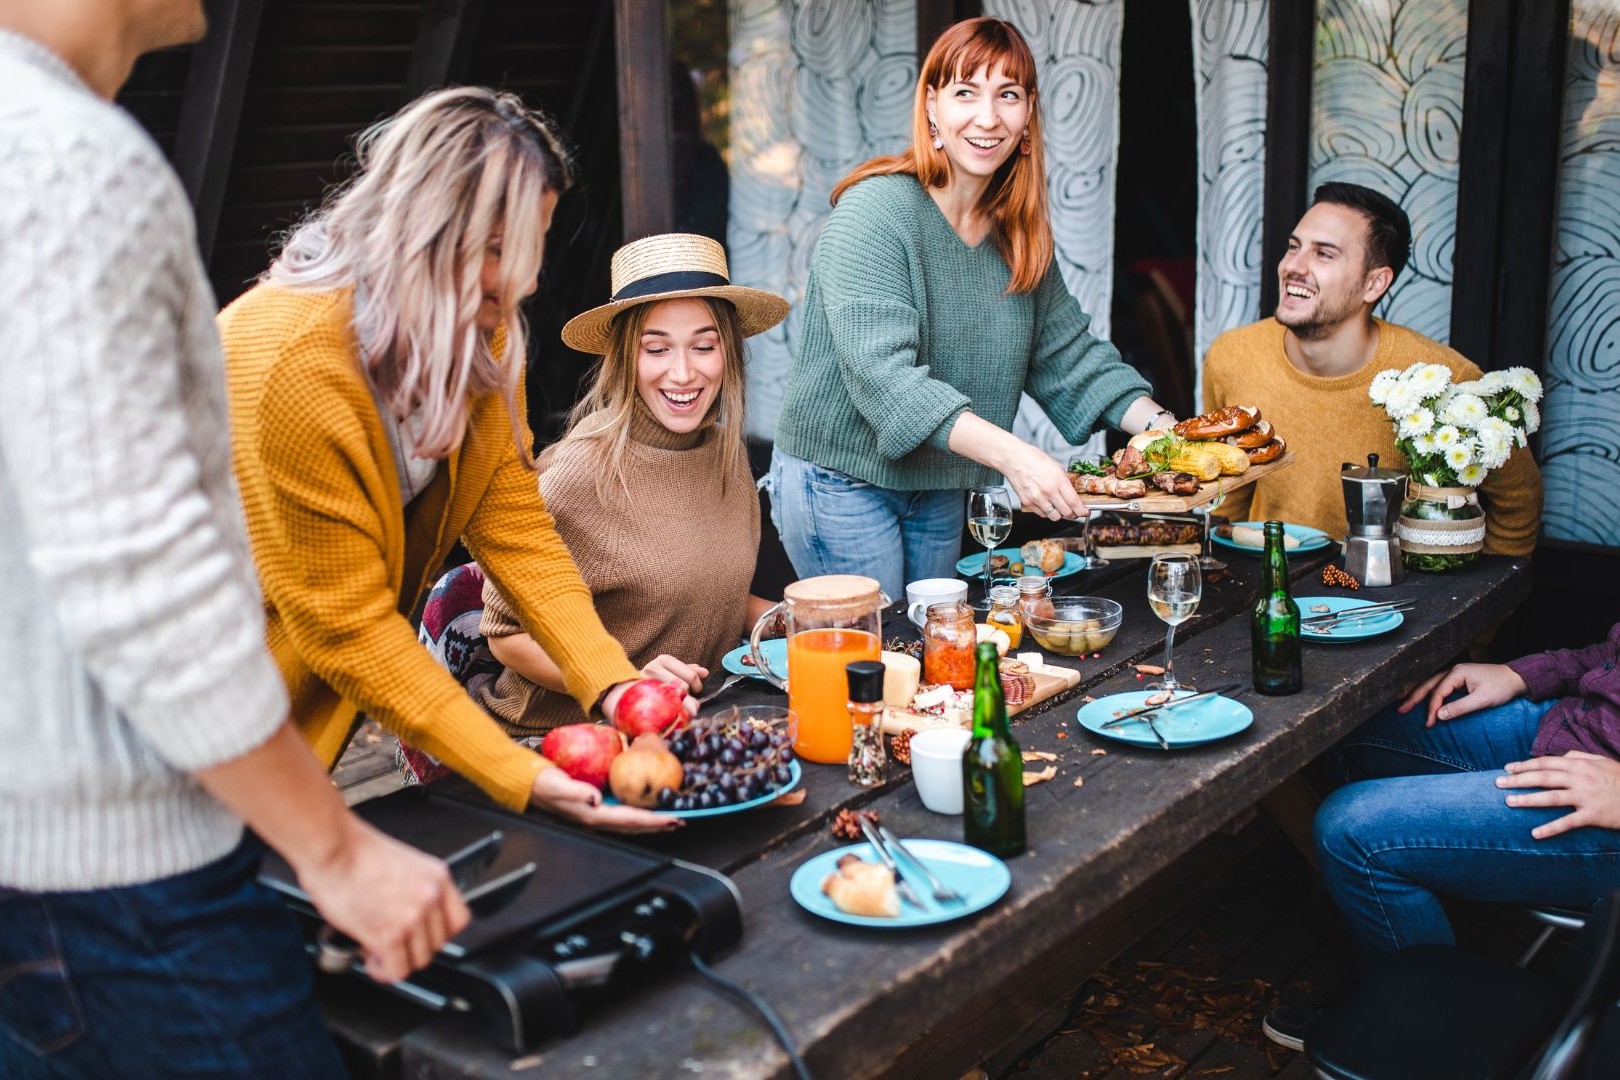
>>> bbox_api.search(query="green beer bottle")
[1251,520,1303,694]
[963,641,1026,857]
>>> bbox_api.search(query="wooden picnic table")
[326,546,1531,1080]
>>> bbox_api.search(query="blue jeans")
[767,449,963,601]
[0,837,346,1079]
[1315,698,1620,966]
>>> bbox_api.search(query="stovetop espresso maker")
[1341,453,1407,587]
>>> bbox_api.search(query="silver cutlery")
[1302,601,1414,627]
[1098,683,1243,729]
[878,824,964,905]
[1142,713,1172,750]
[858,817,926,910]
[695,672,747,707]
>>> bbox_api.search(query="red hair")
[830,17,1052,294]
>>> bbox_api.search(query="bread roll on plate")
[821,855,900,918]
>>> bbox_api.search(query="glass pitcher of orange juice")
[749,575,884,764]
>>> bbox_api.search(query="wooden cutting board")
[880,661,1081,735]
[1079,451,1295,513]
[1093,541,1202,560]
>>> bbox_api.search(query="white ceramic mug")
[909,727,972,814]
[905,578,968,628]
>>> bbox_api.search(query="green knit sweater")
[775,174,1151,490]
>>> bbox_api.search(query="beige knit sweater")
[479,403,760,735]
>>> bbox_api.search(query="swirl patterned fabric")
[1543,3,1620,547]
[1309,0,1468,344]
[1191,0,1269,409]
[728,0,915,440]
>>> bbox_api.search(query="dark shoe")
[1262,1005,1313,1051]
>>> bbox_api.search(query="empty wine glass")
[966,485,1013,597]
[1199,490,1228,572]
[1146,553,1201,695]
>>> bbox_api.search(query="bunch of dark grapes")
[658,715,796,812]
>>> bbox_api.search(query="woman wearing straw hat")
[770,18,1178,599]
[475,234,789,733]
[219,88,675,832]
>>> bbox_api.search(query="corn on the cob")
[1168,447,1222,481]
[1200,441,1252,475]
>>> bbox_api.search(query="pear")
[609,734,685,808]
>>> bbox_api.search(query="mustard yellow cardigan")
[219,285,640,810]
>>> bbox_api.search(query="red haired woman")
[770,17,1176,598]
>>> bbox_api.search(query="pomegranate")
[611,678,686,738]
[538,723,624,790]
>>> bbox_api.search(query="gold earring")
[1020,130,1031,156]
[929,120,943,151]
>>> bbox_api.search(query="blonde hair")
[541,297,748,502]
[267,86,575,464]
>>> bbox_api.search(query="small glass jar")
[1016,575,1054,623]
[987,585,1023,649]
[921,600,976,690]
[845,661,888,787]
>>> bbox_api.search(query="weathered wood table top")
[330,550,1532,1079]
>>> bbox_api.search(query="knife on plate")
[1098,683,1243,729]
[858,817,926,910]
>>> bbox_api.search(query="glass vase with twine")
[1368,362,1542,574]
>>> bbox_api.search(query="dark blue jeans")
[0,837,346,1079]
[1316,698,1620,966]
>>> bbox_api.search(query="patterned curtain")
[1190,0,1269,408]
[1309,0,1468,344]
[728,0,916,440]
[1542,3,1620,547]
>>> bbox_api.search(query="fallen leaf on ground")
[1072,775,1085,788]
[770,790,808,806]
[1090,747,1108,756]
[1022,766,1057,786]
[1022,750,1058,762]
[1134,663,1166,675]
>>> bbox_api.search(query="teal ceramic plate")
[605,760,800,819]
[1211,522,1333,555]
[956,548,1084,579]
[1299,596,1405,642]
[790,839,1011,928]
[722,637,788,678]
[1077,690,1254,749]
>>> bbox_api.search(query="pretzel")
[1173,405,1261,441]
[1225,419,1274,449]
[1245,436,1286,464]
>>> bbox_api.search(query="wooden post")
[403,0,485,102]
[172,0,266,266]
[614,0,672,241]
[1259,0,1315,318]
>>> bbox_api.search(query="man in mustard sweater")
[1203,183,1540,554]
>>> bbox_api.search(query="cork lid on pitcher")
[782,575,884,620]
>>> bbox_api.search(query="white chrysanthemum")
[1445,443,1475,471]
[1369,369,1400,406]
[1456,463,1487,486]
[1384,382,1420,416]
[1476,370,1511,395]
[1505,404,1521,422]
[1524,400,1542,434]
[1411,363,1453,399]
[1433,425,1461,447]
[1506,366,1543,402]
[1411,432,1438,455]
[1398,406,1435,438]
[1441,393,1488,428]
[1451,379,1484,397]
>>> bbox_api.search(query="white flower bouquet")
[1368,363,1541,571]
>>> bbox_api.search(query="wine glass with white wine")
[966,485,1014,597]
[1146,552,1202,695]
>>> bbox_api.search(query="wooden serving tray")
[1093,541,1201,560]
[1079,451,1295,514]
[879,661,1081,735]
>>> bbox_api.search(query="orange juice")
[787,627,881,763]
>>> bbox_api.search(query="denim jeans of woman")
[1315,697,1620,968]
[0,837,346,1079]
[767,449,963,601]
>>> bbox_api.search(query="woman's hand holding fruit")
[528,764,679,833]
[640,654,708,694]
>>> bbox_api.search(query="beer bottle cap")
[845,661,886,704]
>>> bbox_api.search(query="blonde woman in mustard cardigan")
[475,233,789,737]
[219,87,676,832]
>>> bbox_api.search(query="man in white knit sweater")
[0,3,469,1074]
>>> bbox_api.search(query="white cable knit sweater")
[0,30,290,890]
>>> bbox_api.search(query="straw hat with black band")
[561,233,789,355]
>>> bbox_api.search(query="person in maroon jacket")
[1262,624,1620,1050]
